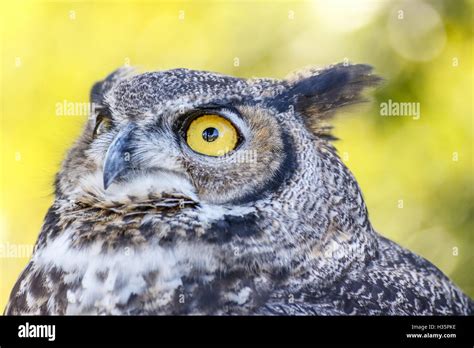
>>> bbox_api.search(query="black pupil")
[202,127,219,142]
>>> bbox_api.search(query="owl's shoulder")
[261,235,472,315]
[294,236,472,315]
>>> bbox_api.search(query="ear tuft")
[277,63,382,139]
[90,66,136,105]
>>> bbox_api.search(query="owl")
[5,63,473,315]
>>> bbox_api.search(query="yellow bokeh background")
[0,0,472,311]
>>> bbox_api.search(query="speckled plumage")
[5,64,473,315]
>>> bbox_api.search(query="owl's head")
[56,64,380,211]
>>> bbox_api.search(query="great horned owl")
[5,64,473,315]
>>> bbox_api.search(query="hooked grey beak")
[103,123,137,190]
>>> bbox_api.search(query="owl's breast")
[32,212,270,315]
[33,225,219,314]
[21,192,279,314]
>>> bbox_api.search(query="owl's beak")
[103,123,137,190]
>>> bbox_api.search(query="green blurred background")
[0,0,472,310]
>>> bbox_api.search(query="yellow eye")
[93,115,112,138]
[186,114,239,156]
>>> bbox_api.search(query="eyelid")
[180,105,241,129]
[94,113,109,129]
[179,109,234,138]
[92,112,113,137]
[94,106,113,120]
[195,103,241,115]
[93,106,113,128]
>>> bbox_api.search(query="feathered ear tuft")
[274,63,382,139]
[90,66,136,105]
